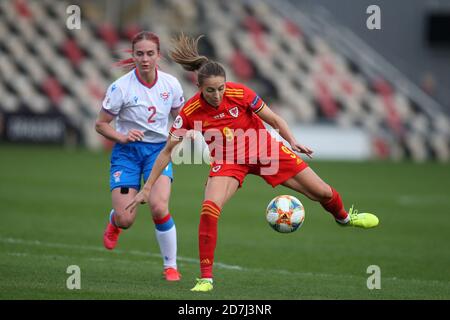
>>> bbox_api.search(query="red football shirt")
[170,82,279,164]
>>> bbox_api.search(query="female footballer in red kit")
[126,34,379,292]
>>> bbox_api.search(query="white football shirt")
[102,68,185,143]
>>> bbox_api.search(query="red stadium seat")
[373,78,404,138]
[42,76,64,105]
[186,72,197,85]
[243,16,268,53]
[372,136,390,159]
[122,24,142,41]
[98,23,120,48]
[87,81,104,100]
[315,77,339,119]
[14,0,32,18]
[62,38,84,66]
[244,15,264,34]
[340,77,354,97]
[284,19,303,38]
[321,55,336,76]
[230,50,254,81]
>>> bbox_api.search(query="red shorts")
[208,143,308,188]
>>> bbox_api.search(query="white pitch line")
[7,252,29,257]
[1,237,448,287]
[0,237,242,270]
[397,195,450,206]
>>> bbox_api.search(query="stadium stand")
[0,0,448,161]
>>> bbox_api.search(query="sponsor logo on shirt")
[213,113,226,119]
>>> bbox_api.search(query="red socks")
[198,200,221,279]
[320,187,348,221]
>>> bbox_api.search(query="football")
[266,195,305,233]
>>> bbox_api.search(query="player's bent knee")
[119,220,134,229]
[313,184,333,202]
[115,215,134,229]
[322,185,333,201]
[150,203,169,219]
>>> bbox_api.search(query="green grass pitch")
[0,145,449,299]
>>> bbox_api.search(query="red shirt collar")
[135,68,158,89]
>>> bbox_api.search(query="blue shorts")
[110,141,173,191]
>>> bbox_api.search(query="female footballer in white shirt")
[95,31,184,281]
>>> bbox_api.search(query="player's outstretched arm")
[125,137,182,212]
[95,109,144,143]
[256,105,313,158]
